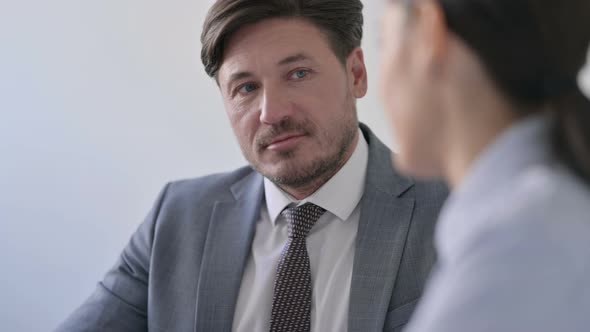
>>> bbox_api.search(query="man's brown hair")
[201,0,364,79]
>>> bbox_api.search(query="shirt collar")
[264,128,369,225]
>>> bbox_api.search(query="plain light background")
[1,1,589,331]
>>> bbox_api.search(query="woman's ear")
[412,1,449,74]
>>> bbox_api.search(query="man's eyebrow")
[225,71,254,94]
[229,71,254,82]
[277,53,313,66]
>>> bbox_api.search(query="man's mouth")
[264,133,307,151]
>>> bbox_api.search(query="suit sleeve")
[54,183,170,332]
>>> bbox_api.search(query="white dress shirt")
[404,115,590,332]
[232,130,369,332]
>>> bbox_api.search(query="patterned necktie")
[269,203,326,332]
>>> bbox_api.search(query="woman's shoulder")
[483,163,590,259]
[437,160,590,267]
[506,163,590,220]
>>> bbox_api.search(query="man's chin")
[260,165,301,182]
[253,150,341,188]
[256,151,302,172]
[257,160,311,184]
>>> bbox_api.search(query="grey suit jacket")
[56,124,448,332]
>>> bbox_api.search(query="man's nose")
[259,88,294,125]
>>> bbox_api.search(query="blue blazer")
[56,124,448,332]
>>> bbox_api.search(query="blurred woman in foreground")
[379,0,590,331]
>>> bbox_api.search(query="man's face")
[218,18,367,189]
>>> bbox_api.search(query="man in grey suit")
[56,0,447,331]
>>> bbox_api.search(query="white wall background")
[1,1,588,331]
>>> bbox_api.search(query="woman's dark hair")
[433,0,590,183]
[201,0,364,79]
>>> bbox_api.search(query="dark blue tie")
[269,203,326,332]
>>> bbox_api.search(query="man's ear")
[347,47,368,98]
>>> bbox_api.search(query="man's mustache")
[256,119,312,149]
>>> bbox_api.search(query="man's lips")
[265,133,307,151]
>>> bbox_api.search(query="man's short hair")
[201,0,364,79]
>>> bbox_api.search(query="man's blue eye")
[291,70,309,79]
[239,83,257,94]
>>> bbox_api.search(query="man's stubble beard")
[247,99,359,193]
[265,123,357,189]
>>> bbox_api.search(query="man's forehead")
[221,38,320,72]
[217,18,337,82]
[224,51,315,69]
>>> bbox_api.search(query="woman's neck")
[442,91,522,189]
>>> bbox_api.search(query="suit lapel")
[348,124,416,332]
[194,171,264,332]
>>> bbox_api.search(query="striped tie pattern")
[269,203,326,332]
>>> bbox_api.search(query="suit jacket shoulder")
[55,165,263,332]
[163,166,257,208]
